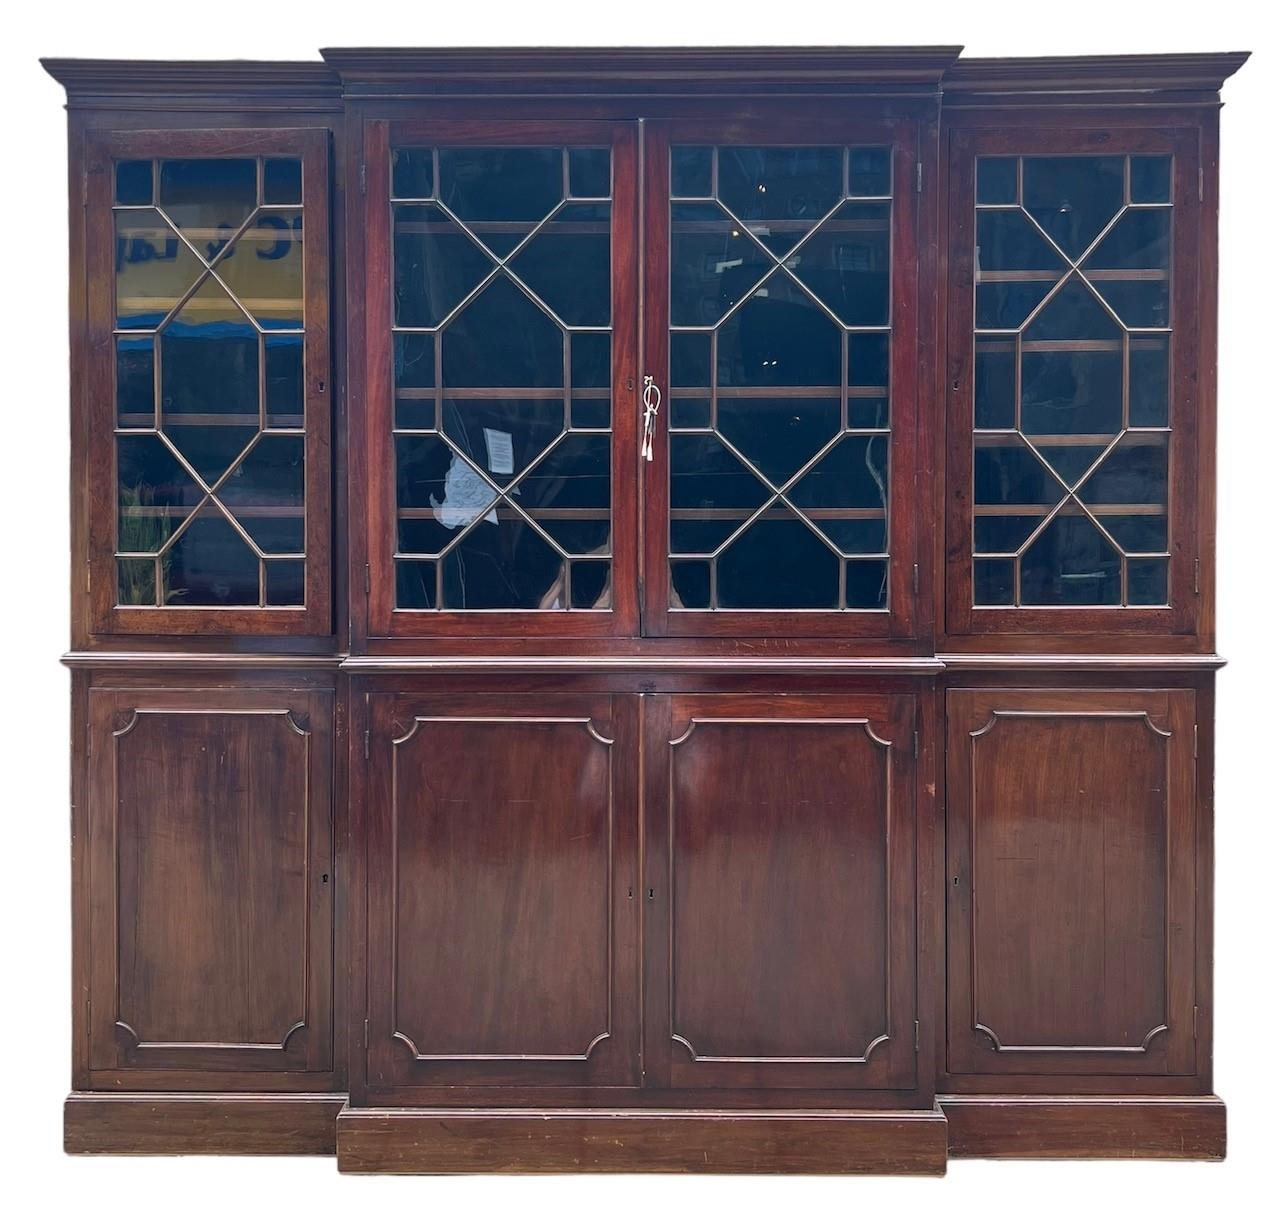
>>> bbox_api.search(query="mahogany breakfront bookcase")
[43,47,1248,1174]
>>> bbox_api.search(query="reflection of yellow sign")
[116,209,303,327]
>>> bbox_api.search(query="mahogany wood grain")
[335,1106,948,1174]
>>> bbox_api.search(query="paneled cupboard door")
[946,688,1197,1077]
[945,127,1203,636]
[363,121,640,638]
[84,129,331,636]
[363,692,640,1090]
[642,120,923,638]
[643,694,918,1090]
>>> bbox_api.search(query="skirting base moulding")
[44,43,1246,1174]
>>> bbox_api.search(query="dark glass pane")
[1029,442,1107,488]
[670,332,712,388]
[164,421,257,484]
[116,336,155,425]
[1130,155,1171,205]
[976,157,1018,206]
[1083,210,1171,327]
[571,332,610,428]
[670,434,769,554]
[1021,348,1123,436]
[791,435,889,554]
[1022,156,1125,259]
[442,276,564,387]
[264,558,305,605]
[158,158,257,238]
[393,203,493,328]
[510,203,610,326]
[717,397,840,486]
[974,339,1016,430]
[219,435,305,554]
[392,149,434,200]
[1100,513,1168,554]
[974,557,1015,605]
[974,509,1043,555]
[974,437,1064,508]
[438,516,565,610]
[568,148,610,198]
[974,210,1065,330]
[118,557,157,606]
[716,271,841,388]
[396,560,436,609]
[165,508,259,606]
[116,160,153,206]
[570,560,611,609]
[670,559,711,608]
[265,334,304,427]
[717,147,842,236]
[1079,435,1168,510]
[263,158,303,205]
[216,210,304,330]
[516,434,610,555]
[847,332,890,429]
[117,434,201,556]
[1021,513,1120,605]
[846,558,888,609]
[670,397,710,429]
[671,147,713,198]
[718,514,839,609]
[115,210,203,329]
[394,332,435,429]
[438,147,563,257]
[441,397,563,489]
[396,434,497,555]
[670,203,771,327]
[848,148,891,197]
[1128,557,1168,605]
[160,278,259,418]
[791,202,890,326]
[1025,277,1121,342]
[1129,335,1170,427]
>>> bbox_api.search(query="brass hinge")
[364,729,370,760]
[913,730,920,760]
[364,562,371,597]
[915,162,923,193]
[1193,1005,1200,1040]
[86,559,92,594]
[1194,557,1201,595]
[1198,167,1204,202]
[914,1019,920,1052]
[359,162,367,196]
[1193,724,1199,760]
[912,562,919,595]
[81,168,89,209]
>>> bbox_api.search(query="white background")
[1,2,1275,1214]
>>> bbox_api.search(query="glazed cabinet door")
[361,120,639,639]
[643,694,918,1090]
[946,688,1197,1076]
[363,692,640,1091]
[641,119,923,638]
[85,686,333,1081]
[83,129,331,636]
[945,126,1204,639]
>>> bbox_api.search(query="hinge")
[1193,724,1199,760]
[912,562,919,595]
[364,1018,370,1046]
[915,162,923,193]
[913,730,920,760]
[81,168,89,209]
[1194,557,1201,595]
[364,729,370,760]
[914,1019,920,1052]
[359,162,367,196]
[1193,1005,1199,1040]
[86,559,92,594]
[364,562,371,597]
[1198,167,1204,202]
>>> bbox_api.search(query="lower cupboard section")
[66,674,1222,1167]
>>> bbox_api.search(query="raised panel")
[87,688,333,1076]
[946,688,1196,1076]
[645,694,917,1090]
[365,692,638,1089]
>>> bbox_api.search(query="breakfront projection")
[44,45,1246,1174]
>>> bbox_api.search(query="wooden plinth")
[64,1092,346,1155]
[336,1106,949,1174]
[940,1095,1227,1160]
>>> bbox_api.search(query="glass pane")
[390,143,613,612]
[968,152,1175,610]
[112,152,316,613]
[667,143,895,611]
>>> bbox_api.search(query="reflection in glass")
[971,152,1174,608]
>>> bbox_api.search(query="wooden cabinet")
[46,46,1245,1169]
[643,694,919,1091]
[84,685,334,1085]
[945,688,1198,1079]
